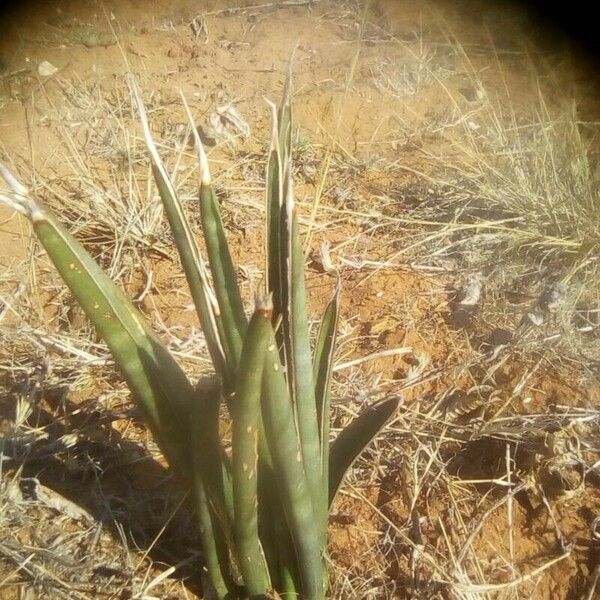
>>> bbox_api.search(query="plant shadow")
[0,379,205,597]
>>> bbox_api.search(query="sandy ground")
[1,1,599,598]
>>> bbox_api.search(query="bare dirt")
[1,1,599,599]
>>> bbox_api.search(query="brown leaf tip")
[254,292,273,317]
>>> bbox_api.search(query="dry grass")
[1,1,599,599]
[352,19,600,372]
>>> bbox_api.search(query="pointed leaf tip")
[180,91,212,187]
[255,292,274,316]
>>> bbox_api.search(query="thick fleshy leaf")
[266,108,283,321]
[4,192,195,473]
[266,68,292,324]
[180,92,248,373]
[261,324,324,600]
[131,84,227,381]
[277,66,293,169]
[199,182,247,370]
[192,474,239,600]
[313,284,340,527]
[281,201,322,523]
[275,79,322,533]
[329,397,400,507]
[192,381,235,559]
[232,302,272,595]
[314,285,340,446]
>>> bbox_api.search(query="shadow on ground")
[0,379,204,598]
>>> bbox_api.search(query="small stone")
[38,61,58,77]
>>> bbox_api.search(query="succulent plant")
[0,74,399,600]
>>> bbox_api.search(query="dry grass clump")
[357,24,600,369]
[438,79,598,364]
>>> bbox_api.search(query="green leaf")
[192,380,235,559]
[30,206,194,473]
[313,284,340,529]
[261,324,325,600]
[199,182,247,370]
[314,284,340,448]
[192,473,239,600]
[329,397,400,507]
[232,302,272,596]
[266,66,292,324]
[277,66,293,168]
[281,201,322,525]
[131,84,228,381]
[180,92,248,373]
[274,76,322,535]
[266,110,283,321]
